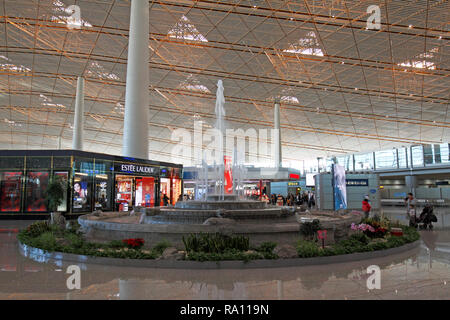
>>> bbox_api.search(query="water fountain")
[78,80,360,247]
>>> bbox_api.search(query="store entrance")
[115,175,156,211]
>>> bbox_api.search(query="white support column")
[72,76,85,150]
[274,98,282,168]
[122,0,149,159]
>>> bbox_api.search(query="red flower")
[122,238,145,249]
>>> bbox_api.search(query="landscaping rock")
[203,217,236,226]
[92,210,102,217]
[273,244,298,259]
[162,247,184,260]
[49,212,66,229]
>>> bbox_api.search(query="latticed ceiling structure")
[0,0,449,167]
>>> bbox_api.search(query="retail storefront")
[0,150,183,216]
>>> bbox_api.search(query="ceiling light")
[438,36,442,40]
[409,25,413,28]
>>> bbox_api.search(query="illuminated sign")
[288,182,299,186]
[289,173,300,179]
[346,179,369,187]
[117,164,157,175]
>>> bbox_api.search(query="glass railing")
[300,143,450,173]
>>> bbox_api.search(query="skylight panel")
[280,96,299,104]
[397,47,438,70]
[283,31,324,57]
[0,55,31,73]
[179,75,210,93]
[51,0,93,28]
[168,15,208,42]
[85,62,120,81]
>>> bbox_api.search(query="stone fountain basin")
[78,211,361,249]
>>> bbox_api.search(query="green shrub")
[108,240,127,248]
[66,220,81,235]
[299,219,322,239]
[297,240,320,258]
[348,233,371,245]
[153,239,172,254]
[65,233,84,249]
[186,249,263,262]
[24,221,51,238]
[256,242,277,254]
[182,233,250,253]
[37,232,59,251]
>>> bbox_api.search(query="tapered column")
[122,0,149,159]
[72,77,85,150]
[274,98,282,168]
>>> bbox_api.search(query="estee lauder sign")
[117,163,157,175]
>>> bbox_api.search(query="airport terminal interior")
[0,0,449,301]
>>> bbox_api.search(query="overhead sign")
[346,179,369,187]
[288,182,300,186]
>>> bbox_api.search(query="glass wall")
[375,149,397,169]
[354,152,374,170]
[25,171,49,212]
[72,158,93,213]
[0,172,22,212]
[411,145,424,167]
[94,160,112,211]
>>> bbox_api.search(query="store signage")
[346,179,369,187]
[118,163,157,175]
[288,182,299,186]
[289,173,300,179]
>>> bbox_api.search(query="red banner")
[224,156,233,194]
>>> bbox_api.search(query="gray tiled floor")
[0,212,449,300]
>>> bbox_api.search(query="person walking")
[405,193,417,227]
[362,195,371,219]
[277,194,284,206]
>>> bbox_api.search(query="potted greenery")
[45,176,66,227]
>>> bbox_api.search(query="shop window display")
[116,177,133,211]
[54,172,68,212]
[135,177,155,207]
[94,174,112,210]
[0,172,22,212]
[25,172,49,212]
[73,173,91,212]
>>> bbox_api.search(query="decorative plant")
[351,223,387,239]
[299,219,322,241]
[122,238,145,249]
[182,233,250,253]
[45,176,66,212]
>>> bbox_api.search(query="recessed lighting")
[354,88,358,91]
[341,61,345,64]
[438,36,442,40]
[409,25,413,28]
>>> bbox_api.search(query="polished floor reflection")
[0,215,449,300]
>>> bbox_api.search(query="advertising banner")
[333,164,347,210]
[224,156,233,194]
